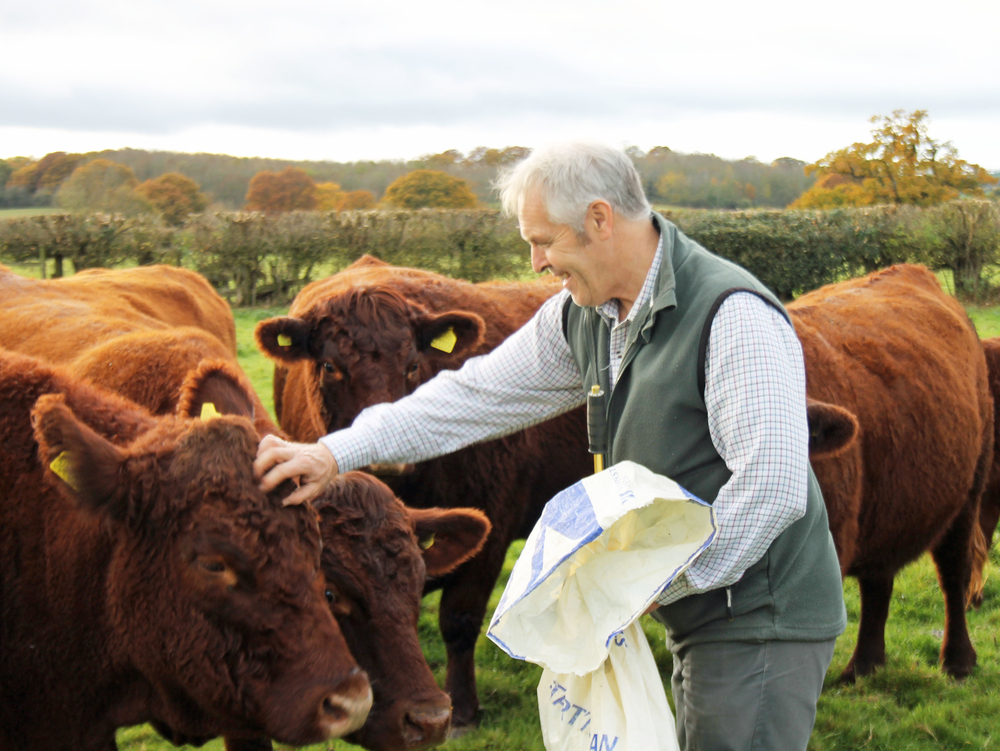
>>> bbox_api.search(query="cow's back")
[789,264,992,574]
[0,265,236,363]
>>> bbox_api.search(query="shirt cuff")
[318,430,376,474]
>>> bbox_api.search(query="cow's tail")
[967,521,990,609]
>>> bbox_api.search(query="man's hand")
[254,434,339,506]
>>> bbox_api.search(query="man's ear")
[32,393,130,521]
[408,507,491,577]
[177,360,255,422]
[586,199,614,240]
[255,317,312,364]
[413,311,485,364]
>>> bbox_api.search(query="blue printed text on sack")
[548,680,621,750]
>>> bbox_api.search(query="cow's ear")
[414,311,485,363]
[255,317,312,364]
[409,507,491,577]
[177,360,255,421]
[807,399,859,459]
[32,393,130,521]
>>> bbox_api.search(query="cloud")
[2,0,998,165]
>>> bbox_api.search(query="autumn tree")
[56,159,152,215]
[136,172,209,225]
[245,167,318,212]
[422,149,464,169]
[336,190,376,210]
[315,181,346,211]
[6,152,85,194]
[792,110,997,209]
[382,170,477,209]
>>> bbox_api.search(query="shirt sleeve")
[655,291,810,606]
[319,289,587,471]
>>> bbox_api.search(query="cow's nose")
[319,668,373,738]
[401,699,451,748]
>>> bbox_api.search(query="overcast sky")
[2,0,998,169]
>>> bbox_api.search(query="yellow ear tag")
[50,451,80,491]
[200,402,221,421]
[419,533,435,550]
[430,328,457,354]
[277,334,293,347]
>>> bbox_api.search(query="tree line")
[5,111,995,219]
[3,144,819,214]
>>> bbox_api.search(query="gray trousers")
[670,639,836,751]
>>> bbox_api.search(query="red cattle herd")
[0,264,489,751]
[1,258,997,747]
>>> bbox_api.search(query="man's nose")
[530,244,548,274]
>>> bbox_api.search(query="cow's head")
[255,286,485,431]
[314,472,491,750]
[33,372,372,745]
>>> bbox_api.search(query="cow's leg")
[930,502,978,678]
[438,542,508,729]
[840,573,894,682]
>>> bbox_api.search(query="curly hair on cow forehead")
[495,142,651,233]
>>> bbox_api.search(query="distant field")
[0,206,65,219]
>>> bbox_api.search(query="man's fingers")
[253,444,294,481]
[260,462,302,493]
[282,481,323,507]
[258,433,287,453]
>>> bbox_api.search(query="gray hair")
[495,142,651,232]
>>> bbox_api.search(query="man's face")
[519,190,610,308]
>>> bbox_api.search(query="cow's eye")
[322,362,335,374]
[406,362,420,378]
[325,588,338,604]
[204,560,226,573]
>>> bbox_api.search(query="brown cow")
[255,256,592,727]
[0,350,372,751]
[313,473,490,751]
[792,264,992,681]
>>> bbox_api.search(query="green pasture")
[113,299,1000,751]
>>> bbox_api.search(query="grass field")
[3,262,998,750]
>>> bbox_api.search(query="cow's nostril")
[401,705,451,746]
[322,695,348,723]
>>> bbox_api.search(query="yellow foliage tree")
[791,110,997,209]
[382,170,477,209]
[137,172,210,225]
[315,182,346,211]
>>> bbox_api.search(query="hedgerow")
[3,202,998,304]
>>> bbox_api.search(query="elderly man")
[255,142,845,751]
